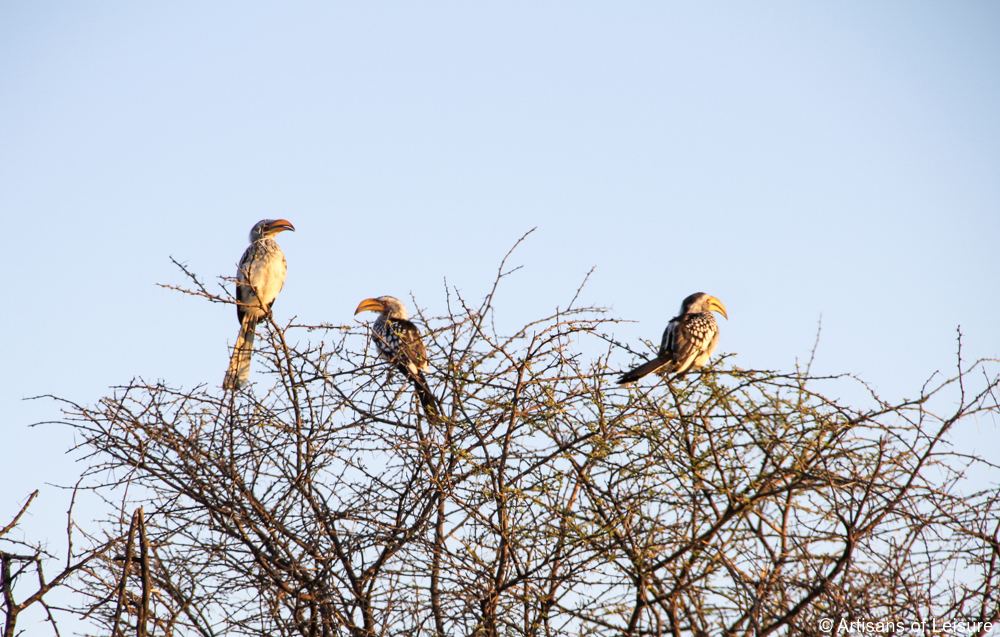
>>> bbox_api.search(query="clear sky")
[2,1,998,629]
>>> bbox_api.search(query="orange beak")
[265,219,295,235]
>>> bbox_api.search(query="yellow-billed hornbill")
[355,296,438,416]
[223,219,295,390]
[617,292,728,385]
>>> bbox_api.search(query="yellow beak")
[708,296,728,320]
[355,298,385,315]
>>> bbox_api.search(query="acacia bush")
[16,258,1000,637]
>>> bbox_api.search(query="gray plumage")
[617,292,728,385]
[223,219,294,390]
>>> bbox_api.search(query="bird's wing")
[235,243,257,324]
[660,318,679,362]
[379,317,438,418]
[670,313,717,375]
[393,319,429,372]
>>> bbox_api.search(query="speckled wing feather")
[373,315,438,416]
[664,312,718,377]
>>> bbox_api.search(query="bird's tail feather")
[410,370,440,423]
[223,317,258,390]
[617,357,670,385]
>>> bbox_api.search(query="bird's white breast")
[238,240,287,320]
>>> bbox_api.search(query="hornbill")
[355,296,439,417]
[223,219,295,390]
[617,292,728,384]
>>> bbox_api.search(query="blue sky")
[2,1,998,629]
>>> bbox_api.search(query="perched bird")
[223,219,295,390]
[355,296,438,416]
[617,292,728,385]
